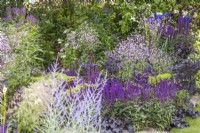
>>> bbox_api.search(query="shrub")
[1,22,43,93]
[33,1,87,67]
[172,59,200,93]
[59,22,101,67]
[175,90,190,109]
[104,32,173,78]
[109,99,175,131]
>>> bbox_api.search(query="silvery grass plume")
[37,59,107,133]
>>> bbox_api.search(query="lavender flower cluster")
[26,14,38,25]
[63,22,99,50]
[117,35,149,60]
[0,31,10,51]
[104,33,172,73]
[0,31,11,68]
[3,7,26,21]
[2,7,38,26]
[104,34,149,68]
[10,7,26,15]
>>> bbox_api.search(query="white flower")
[3,86,7,95]
[156,12,163,15]
[61,55,66,58]
[174,10,179,14]
[183,11,188,16]
[35,98,42,105]
[63,30,68,34]
[130,16,136,21]
[28,0,38,4]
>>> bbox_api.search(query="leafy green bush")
[2,24,43,93]
[105,100,174,131]
[175,90,190,109]
[33,1,88,67]
[195,70,200,89]
[58,22,101,67]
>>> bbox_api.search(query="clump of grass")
[12,76,54,133]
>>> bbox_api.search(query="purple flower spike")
[0,124,7,133]
[164,12,171,17]
[14,23,23,27]
[183,16,191,23]
[26,14,38,25]
[154,12,158,20]
[21,7,26,15]
[157,14,163,20]
[2,16,13,21]
[153,13,163,20]
[12,8,21,15]
[146,17,157,23]
[12,7,26,15]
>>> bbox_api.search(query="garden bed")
[0,0,199,133]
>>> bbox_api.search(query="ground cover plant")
[0,0,199,133]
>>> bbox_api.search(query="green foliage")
[37,9,67,66]
[104,0,151,36]
[175,90,190,109]
[118,61,146,81]
[58,22,102,67]
[34,2,116,67]
[34,1,88,67]
[189,30,200,60]
[3,24,43,94]
[170,103,200,133]
[0,86,7,125]
[151,0,177,13]
[196,70,200,89]
[148,73,172,84]
[85,4,116,53]
[105,100,174,131]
